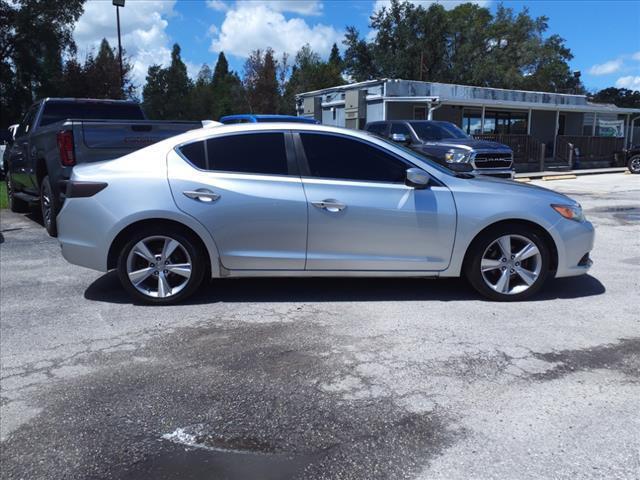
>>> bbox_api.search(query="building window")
[463,110,528,135]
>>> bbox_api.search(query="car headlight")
[444,150,469,163]
[551,204,585,222]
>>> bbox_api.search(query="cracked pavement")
[1,173,639,479]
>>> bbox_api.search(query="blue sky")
[73,0,640,92]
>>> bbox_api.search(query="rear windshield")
[40,102,145,126]
[410,122,469,141]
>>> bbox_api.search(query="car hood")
[461,174,577,205]
[421,138,511,152]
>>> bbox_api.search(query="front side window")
[366,123,388,137]
[300,133,407,183]
[16,106,38,137]
[391,123,411,136]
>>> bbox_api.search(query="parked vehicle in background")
[220,114,319,124]
[0,125,17,179]
[4,98,202,236]
[57,123,594,305]
[625,145,640,174]
[365,120,515,179]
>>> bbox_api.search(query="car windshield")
[367,133,455,176]
[410,122,469,141]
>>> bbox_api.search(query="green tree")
[83,38,135,99]
[142,65,169,119]
[0,0,85,128]
[343,0,583,93]
[188,64,215,120]
[589,87,640,108]
[211,51,249,119]
[244,48,280,113]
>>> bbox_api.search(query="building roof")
[297,79,640,115]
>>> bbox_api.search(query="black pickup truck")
[365,120,515,178]
[4,98,202,236]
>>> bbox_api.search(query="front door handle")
[183,189,220,203]
[311,199,346,213]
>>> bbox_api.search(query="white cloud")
[589,59,623,76]
[73,0,178,90]
[206,0,229,12]
[209,3,340,59]
[615,76,640,90]
[373,0,490,14]
[632,51,640,61]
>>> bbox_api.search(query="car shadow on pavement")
[84,271,605,305]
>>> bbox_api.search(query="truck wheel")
[6,172,29,213]
[40,175,59,237]
[628,155,640,174]
[464,223,551,301]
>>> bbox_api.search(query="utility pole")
[113,0,125,93]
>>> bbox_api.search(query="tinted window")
[366,123,388,137]
[40,102,145,126]
[300,133,407,183]
[16,106,38,137]
[207,133,288,175]
[179,141,206,169]
[391,123,411,136]
[410,122,468,141]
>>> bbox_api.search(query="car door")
[9,105,38,190]
[167,131,308,271]
[296,132,456,271]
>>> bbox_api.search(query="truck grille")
[473,153,513,169]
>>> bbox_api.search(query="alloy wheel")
[126,235,192,298]
[41,182,52,228]
[480,234,542,295]
[630,156,640,174]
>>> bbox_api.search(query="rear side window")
[179,133,288,175]
[40,102,145,126]
[207,133,287,175]
[299,133,407,183]
[179,141,206,169]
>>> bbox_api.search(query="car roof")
[220,114,318,124]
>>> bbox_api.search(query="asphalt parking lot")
[1,172,639,480]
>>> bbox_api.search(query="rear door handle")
[183,189,220,203]
[311,199,346,212]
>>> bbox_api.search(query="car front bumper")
[553,219,595,278]
[472,168,515,179]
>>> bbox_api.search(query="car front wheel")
[628,155,640,174]
[117,227,205,305]
[464,224,551,301]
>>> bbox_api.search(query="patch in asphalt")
[587,205,640,223]
[529,338,640,382]
[0,321,460,480]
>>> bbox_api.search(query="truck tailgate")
[80,120,200,156]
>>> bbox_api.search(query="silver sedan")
[57,123,595,304]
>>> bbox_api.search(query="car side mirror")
[390,133,409,144]
[405,168,430,189]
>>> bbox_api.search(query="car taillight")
[57,130,75,166]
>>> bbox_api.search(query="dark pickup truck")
[365,120,514,179]
[4,98,202,236]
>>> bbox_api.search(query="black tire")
[40,175,59,237]
[464,223,551,301]
[6,172,29,213]
[116,226,206,305]
[628,155,640,174]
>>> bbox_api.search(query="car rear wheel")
[464,224,551,301]
[6,172,29,213]
[628,155,640,174]
[117,227,205,305]
[40,175,59,237]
